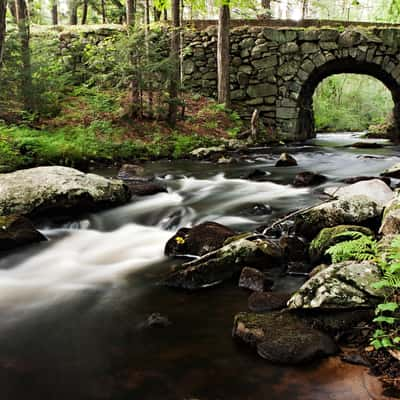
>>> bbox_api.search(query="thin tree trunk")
[0,0,6,67]
[153,6,161,21]
[145,0,153,117]
[69,0,78,24]
[261,0,271,17]
[81,0,88,24]
[101,0,106,22]
[217,3,230,107]
[301,0,308,20]
[15,0,32,111]
[126,0,135,26]
[51,1,58,25]
[167,0,180,126]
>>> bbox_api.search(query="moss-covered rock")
[288,261,386,310]
[232,311,337,364]
[309,225,375,264]
[0,166,130,217]
[163,237,282,289]
[294,195,382,240]
[0,215,46,250]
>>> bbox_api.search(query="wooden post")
[217,3,230,108]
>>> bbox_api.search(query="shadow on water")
[0,132,398,400]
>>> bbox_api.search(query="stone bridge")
[182,22,400,140]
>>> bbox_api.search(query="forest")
[0,1,399,400]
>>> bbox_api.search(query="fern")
[324,231,378,263]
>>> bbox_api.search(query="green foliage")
[325,232,400,351]
[324,231,378,263]
[313,74,393,132]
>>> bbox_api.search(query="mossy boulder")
[0,215,46,250]
[288,261,386,310]
[381,162,400,179]
[232,311,337,364]
[309,225,375,264]
[0,166,130,217]
[163,237,282,290]
[294,195,382,240]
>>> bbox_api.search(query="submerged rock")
[288,261,386,310]
[233,311,337,364]
[0,215,46,250]
[275,152,297,167]
[350,142,384,149]
[294,195,382,240]
[117,163,145,179]
[238,267,273,292]
[293,171,327,187]
[125,181,167,196]
[324,179,394,207]
[163,237,282,290]
[164,221,236,257]
[279,234,308,262]
[248,292,291,312]
[309,225,375,264]
[246,169,267,181]
[138,313,171,329]
[0,166,130,217]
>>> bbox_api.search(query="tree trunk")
[51,1,58,25]
[15,0,33,111]
[81,0,88,24]
[301,0,308,20]
[217,3,230,107]
[0,0,6,67]
[126,0,135,26]
[167,0,180,126]
[69,0,78,25]
[101,0,106,23]
[153,6,161,21]
[163,8,167,20]
[261,0,271,17]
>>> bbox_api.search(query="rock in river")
[233,311,337,364]
[324,179,394,208]
[238,267,273,292]
[294,195,382,240]
[0,166,130,217]
[164,221,237,257]
[248,292,291,312]
[163,237,282,290]
[379,193,400,236]
[0,215,46,250]
[381,162,400,179]
[293,171,327,187]
[288,261,386,310]
[275,152,297,167]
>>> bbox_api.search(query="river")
[0,132,398,400]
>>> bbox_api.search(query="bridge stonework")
[182,26,400,140]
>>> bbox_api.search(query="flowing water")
[0,133,399,400]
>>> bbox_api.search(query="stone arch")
[294,57,400,140]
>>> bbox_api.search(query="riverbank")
[1,88,276,172]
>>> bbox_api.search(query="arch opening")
[296,58,400,140]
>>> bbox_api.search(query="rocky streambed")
[0,132,399,399]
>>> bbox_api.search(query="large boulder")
[164,221,236,257]
[232,311,337,364]
[294,195,382,239]
[0,166,130,217]
[0,215,46,250]
[379,194,400,236]
[309,225,375,264]
[324,179,394,207]
[288,261,386,309]
[163,237,282,290]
